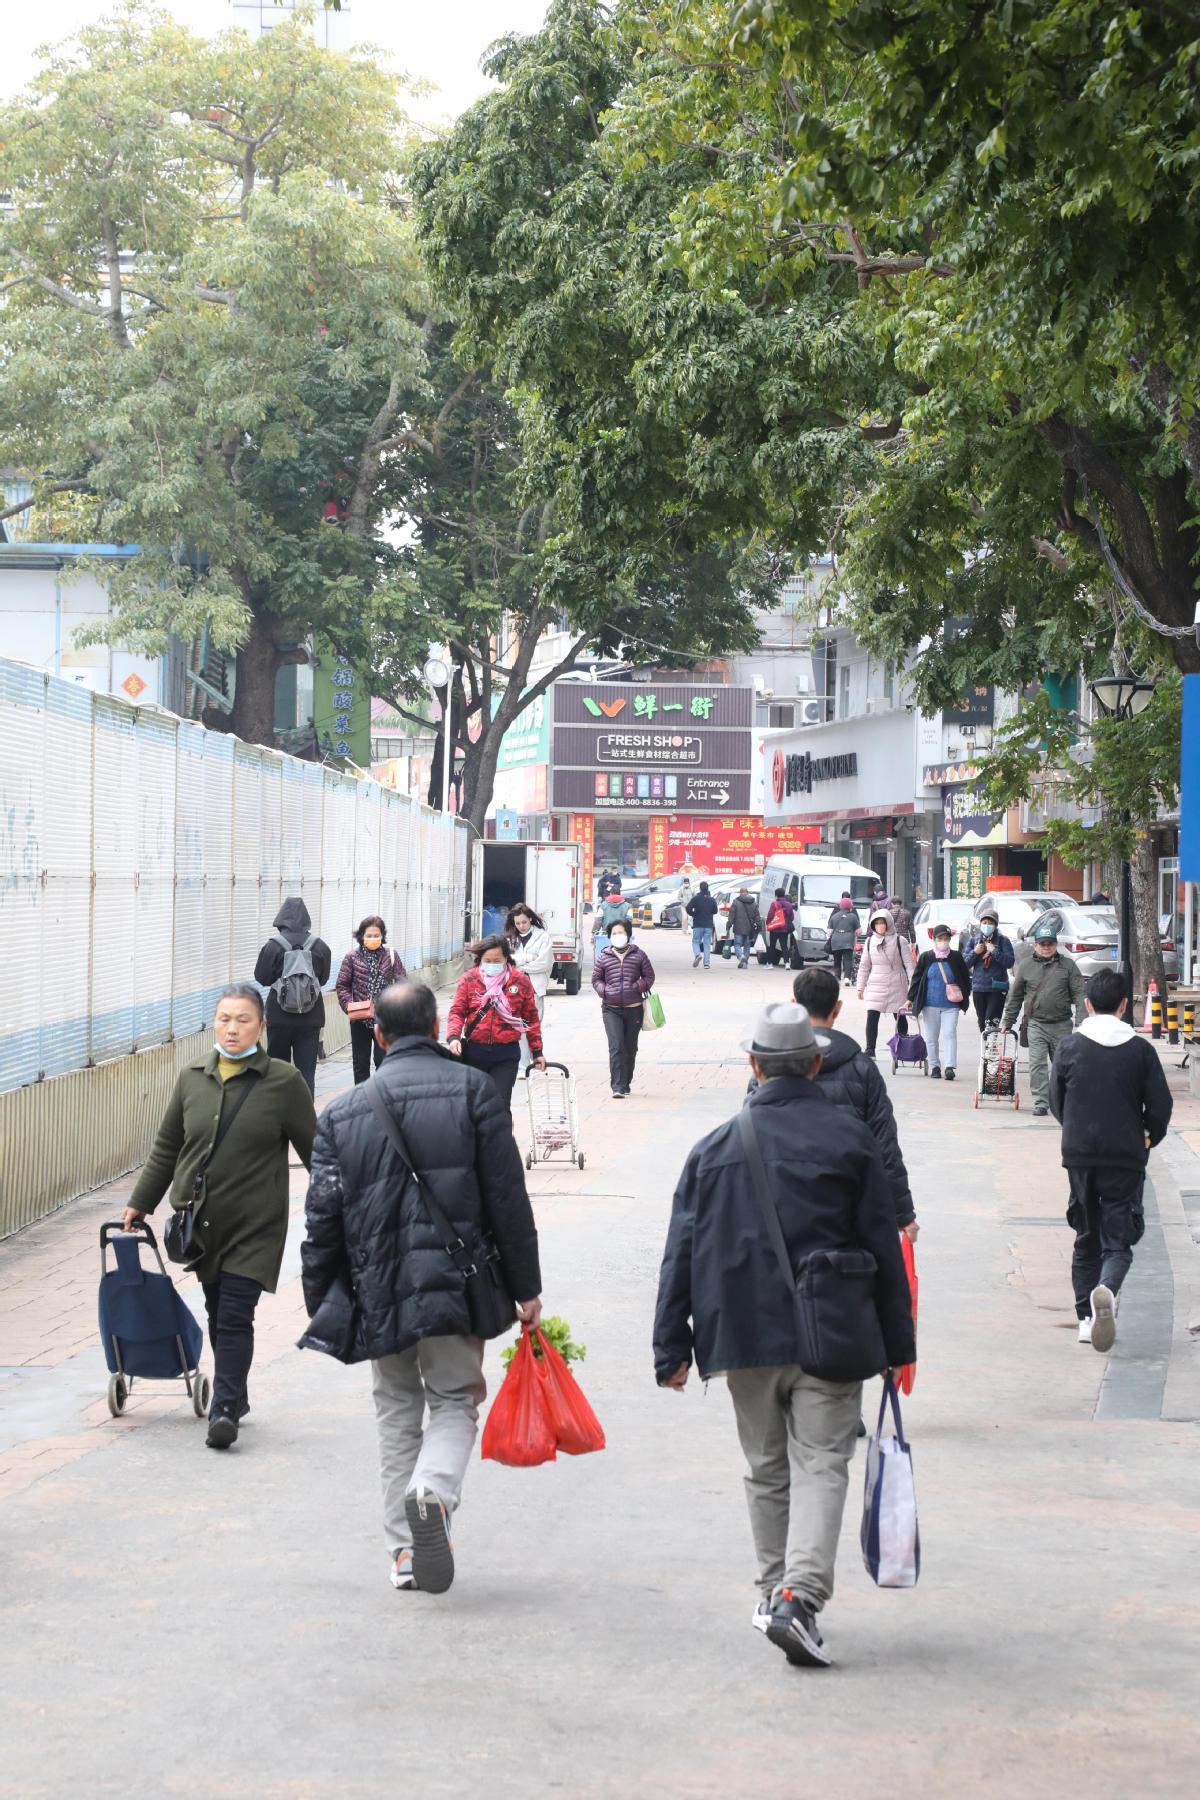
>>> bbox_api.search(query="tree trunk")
[1129,821,1166,1018]
[228,599,282,747]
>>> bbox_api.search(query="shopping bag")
[895,1234,918,1396]
[887,1031,927,1063]
[642,991,665,1032]
[532,1327,605,1456]
[861,1376,920,1588]
[480,1328,557,1466]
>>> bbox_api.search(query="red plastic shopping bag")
[480,1327,557,1466]
[533,1328,605,1457]
[896,1233,918,1396]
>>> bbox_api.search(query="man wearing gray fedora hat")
[653,1001,915,1669]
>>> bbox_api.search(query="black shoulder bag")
[736,1107,887,1383]
[364,1082,516,1340]
[165,1074,255,1268]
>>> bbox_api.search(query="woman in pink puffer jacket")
[857,908,915,1058]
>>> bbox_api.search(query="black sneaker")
[765,1589,831,1667]
[612,1088,627,1099]
[1032,1103,1049,1116]
[405,1486,455,1593]
[930,1066,942,1079]
[206,1411,239,1451]
[944,1068,956,1083]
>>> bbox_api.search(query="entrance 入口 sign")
[552,683,752,815]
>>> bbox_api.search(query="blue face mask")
[220,1040,260,1059]
[980,922,995,938]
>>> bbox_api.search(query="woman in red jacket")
[447,936,546,1110]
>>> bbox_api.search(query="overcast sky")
[1,1,552,122]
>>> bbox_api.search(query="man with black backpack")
[254,897,332,1096]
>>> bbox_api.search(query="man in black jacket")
[1048,968,1173,1353]
[253,896,332,1096]
[792,967,917,1236]
[302,982,543,1594]
[686,880,720,968]
[654,1002,915,1670]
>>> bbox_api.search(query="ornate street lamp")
[1087,673,1158,1010]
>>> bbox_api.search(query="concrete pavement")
[3,934,1200,1797]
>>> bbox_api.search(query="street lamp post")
[423,655,453,815]
[1087,674,1157,1013]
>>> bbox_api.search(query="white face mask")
[934,942,950,959]
[481,962,507,982]
[610,933,628,950]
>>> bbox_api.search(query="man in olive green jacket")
[1001,920,1087,1115]
[125,984,315,1447]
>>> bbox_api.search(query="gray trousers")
[1028,1017,1071,1108]
[726,1365,863,1612]
[371,1335,487,1554]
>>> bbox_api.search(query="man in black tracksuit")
[1048,967,1173,1353]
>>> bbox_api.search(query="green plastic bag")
[643,991,666,1032]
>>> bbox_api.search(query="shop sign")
[647,816,821,879]
[774,748,859,800]
[943,685,995,728]
[922,760,981,787]
[552,683,752,815]
[950,849,992,900]
[568,812,595,895]
[596,732,702,765]
[942,781,1005,847]
[495,691,551,772]
[314,642,370,766]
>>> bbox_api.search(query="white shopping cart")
[973,1025,1020,1109]
[521,1061,585,1171]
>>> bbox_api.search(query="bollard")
[1184,1000,1196,1038]
[1167,996,1180,1045]
[1144,977,1161,1037]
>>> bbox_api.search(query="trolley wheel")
[1013,1092,1020,1110]
[972,1091,980,1109]
[107,1374,128,1417]
[577,1152,586,1170]
[525,1151,534,1170]
[192,1373,211,1418]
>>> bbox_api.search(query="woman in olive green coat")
[124,984,316,1449]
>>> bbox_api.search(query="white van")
[758,855,878,966]
[471,840,585,993]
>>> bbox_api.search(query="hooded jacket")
[963,927,1016,993]
[1048,1012,1174,1168]
[812,1026,914,1225]
[301,1035,541,1360]
[254,898,333,1030]
[728,893,762,939]
[652,1077,915,1382]
[857,910,914,1012]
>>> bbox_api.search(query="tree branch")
[0,479,91,525]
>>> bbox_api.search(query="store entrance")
[595,819,650,883]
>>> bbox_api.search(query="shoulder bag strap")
[198,1073,255,1180]
[363,1081,474,1271]
[459,993,495,1044]
[736,1107,797,1295]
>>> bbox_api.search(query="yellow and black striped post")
[1167,995,1180,1045]
[1184,999,1196,1038]
[1151,986,1163,1040]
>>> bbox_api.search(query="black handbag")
[165,1075,255,1267]
[364,1083,516,1340]
[737,1108,888,1382]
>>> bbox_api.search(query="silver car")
[1036,905,1122,980]
[969,891,1075,947]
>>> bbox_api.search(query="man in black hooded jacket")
[782,967,917,1236]
[253,896,331,1095]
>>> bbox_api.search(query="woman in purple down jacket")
[591,920,655,1099]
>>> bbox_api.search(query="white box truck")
[471,840,585,993]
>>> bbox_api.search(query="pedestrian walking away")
[764,887,795,967]
[593,884,633,955]
[592,921,655,1097]
[889,894,914,942]
[686,880,720,968]
[1001,920,1086,1115]
[597,868,618,901]
[908,924,971,1080]
[963,905,1015,1033]
[857,909,914,1058]
[121,984,316,1449]
[653,1002,915,1668]
[336,915,407,1085]
[791,968,918,1237]
[826,894,860,985]
[507,903,554,1070]
[728,886,762,969]
[253,896,332,1096]
[1048,969,1173,1351]
[300,981,544,1594]
[447,937,545,1111]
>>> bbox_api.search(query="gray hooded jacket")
[254,897,333,1030]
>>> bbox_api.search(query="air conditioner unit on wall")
[800,699,823,724]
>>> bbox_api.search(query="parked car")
[636,872,693,929]
[1034,904,1123,980]
[969,890,1075,947]
[710,875,763,949]
[912,899,976,953]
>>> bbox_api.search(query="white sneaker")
[1077,1316,1093,1344]
[390,1548,415,1590]
[1089,1285,1116,1353]
[752,1599,772,1635]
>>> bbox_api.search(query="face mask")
[481,962,507,982]
[220,1039,259,1059]
[934,943,950,959]
[980,923,995,937]
[610,934,628,949]
[874,924,887,935]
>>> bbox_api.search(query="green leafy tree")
[0,4,426,744]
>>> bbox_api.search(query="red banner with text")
[648,815,820,880]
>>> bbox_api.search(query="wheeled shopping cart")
[973,1025,1020,1109]
[522,1061,585,1171]
[98,1221,210,1419]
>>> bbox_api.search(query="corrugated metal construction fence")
[0,658,470,1235]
